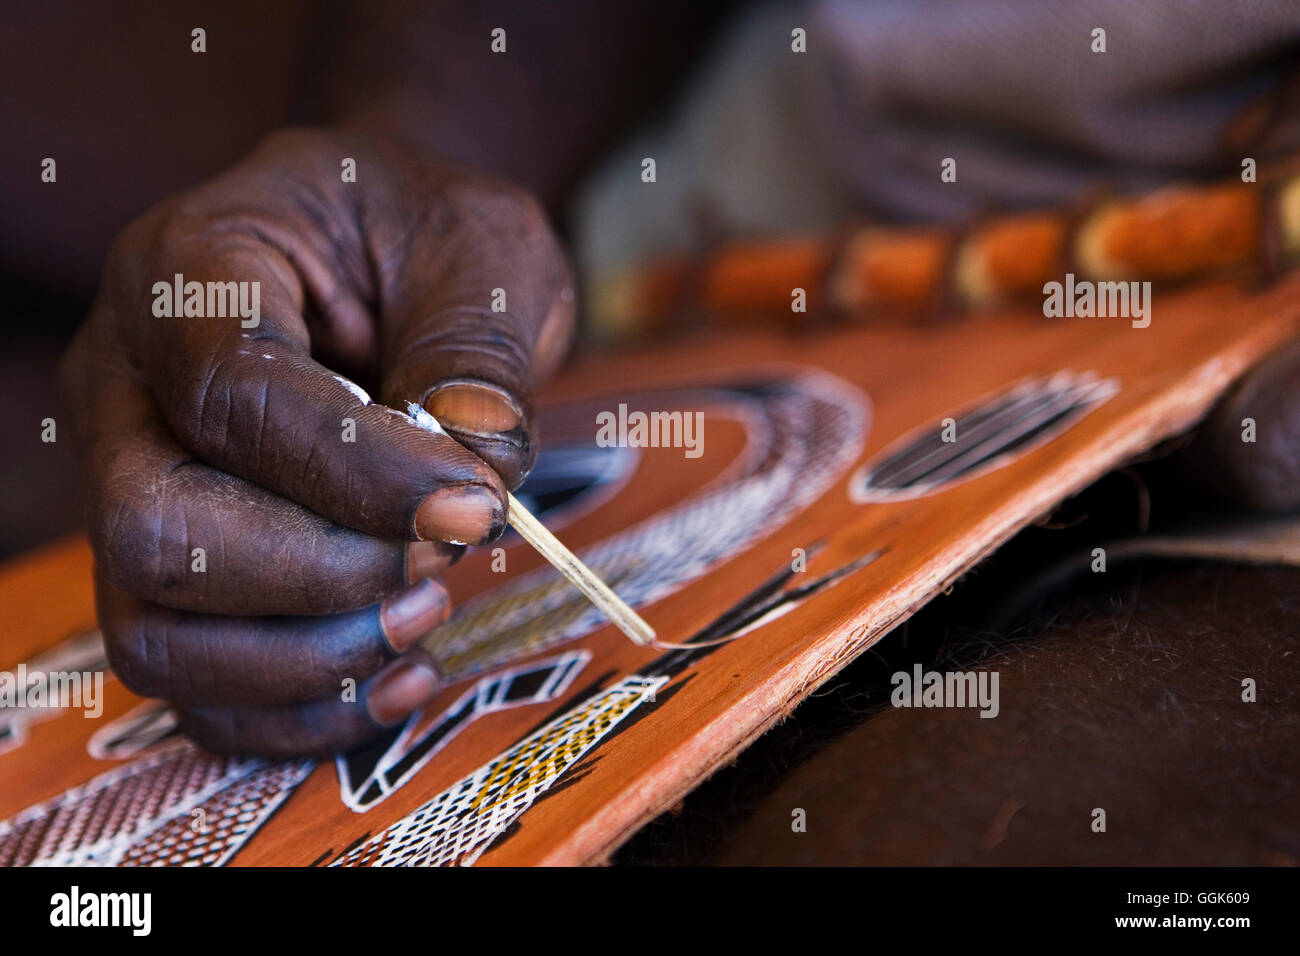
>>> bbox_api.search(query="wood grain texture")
[2,274,1298,866]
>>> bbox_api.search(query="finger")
[1180,338,1300,512]
[84,373,462,614]
[129,232,506,545]
[176,650,445,758]
[377,175,575,488]
[97,571,450,707]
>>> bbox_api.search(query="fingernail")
[380,580,450,653]
[406,540,466,584]
[367,656,442,726]
[415,483,505,545]
[425,381,523,438]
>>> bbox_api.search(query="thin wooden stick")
[506,491,657,647]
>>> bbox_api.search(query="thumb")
[378,178,574,489]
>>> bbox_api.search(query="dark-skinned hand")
[58,129,574,758]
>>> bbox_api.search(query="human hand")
[58,129,574,756]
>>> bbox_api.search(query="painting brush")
[408,402,656,647]
[504,490,657,647]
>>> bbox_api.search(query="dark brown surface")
[617,548,1300,866]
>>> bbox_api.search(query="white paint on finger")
[333,375,372,406]
[405,402,447,436]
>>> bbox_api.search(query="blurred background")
[3,0,1299,559]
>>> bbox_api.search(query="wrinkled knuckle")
[87,463,166,597]
[176,350,248,463]
[101,610,167,700]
